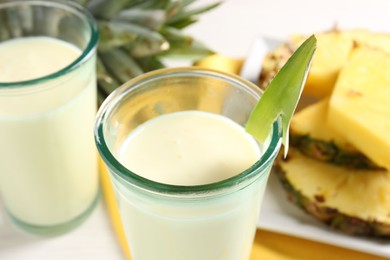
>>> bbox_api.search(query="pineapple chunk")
[260,30,390,98]
[296,30,390,98]
[195,54,243,74]
[290,99,381,169]
[291,99,348,146]
[301,31,356,98]
[349,31,390,53]
[276,149,390,236]
[328,46,390,170]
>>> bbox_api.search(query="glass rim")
[95,67,283,196]
[0,0,98,88]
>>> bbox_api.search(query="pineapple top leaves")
[245,35,316,157]
[72,0,221,103]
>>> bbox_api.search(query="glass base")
[7,191,100,236]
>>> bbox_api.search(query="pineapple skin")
[290,135,382,170]
[290,99,382,170]
[274,149,390,237]
[259,42,293,90]
[328,46,390,170]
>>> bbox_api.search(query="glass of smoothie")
[0,0,99,235]
[95,68,282,260]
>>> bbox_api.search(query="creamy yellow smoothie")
[119,111,261,185]
[0,37,98,227]
[114,111,266,260]
[0,37,80,82]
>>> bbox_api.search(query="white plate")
[241,37,390,258]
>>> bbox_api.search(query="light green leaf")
[87,0,129,19]
[99,49,144,83]
[166,2,221,25]
[114,9,166,30]
[245,35,316,157]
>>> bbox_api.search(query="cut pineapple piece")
[293,29,390,98]
[301,31,355,98]
[275,149,390,237]
[291,99,348,145]
[290,99,381,169]
[260,30,390,98]
[348,31,390,53]
[328,46,390,170]
[194,54,243,74]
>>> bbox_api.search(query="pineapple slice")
[294,29,390,98]
[328,46,390,170]
[194,54,243,74]
[301,31,356,98]
[259,42,294,90]
[348,31,390,53]
[291,99,348,146]
[275,148,390,237]
[290,99,380,169]
[260,30,390,98]
[260,30,360,97]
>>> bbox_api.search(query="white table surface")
[1,0,389,259]
[0,199,123,260]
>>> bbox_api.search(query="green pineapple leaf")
[99,48,143,83]
[166,2,221,27]
[74,0,220,102]
[245,35,316,157]
[114,9,166,30]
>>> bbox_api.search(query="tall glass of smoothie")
[95,68,282,259]
[0,0,99,235]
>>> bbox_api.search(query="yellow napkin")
[99,159,132,260]
[100,55,387,260]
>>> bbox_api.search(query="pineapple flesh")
[260,29,390,98]
[275,149,390,237]
[305,29,390,98]
[291,99,350,147]
[290,99,382,169]
[302,31,356,98]
[328,46,390,170]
